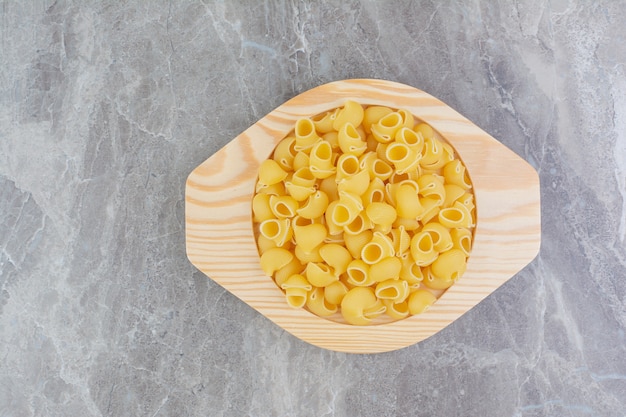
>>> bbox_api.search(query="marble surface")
[1,1,625,416]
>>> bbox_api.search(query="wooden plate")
[185,79,541,353]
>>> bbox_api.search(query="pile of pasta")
[253,100,475,325]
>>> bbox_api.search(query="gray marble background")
[1,1,625,416]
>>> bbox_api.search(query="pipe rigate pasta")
[252,100,476,325]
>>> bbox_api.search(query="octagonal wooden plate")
[185,79,541,353]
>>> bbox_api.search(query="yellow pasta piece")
[438,201,473,228]
[422,222,453,252]
[363,106,393,133]
[296,190,329,219]
[319,175,339,202]
[361,231,395,264]
[371,112,403,143]
[323,131,339,149]
[337,169,370,195]
[369,256,402,282]
[422,266,456,290]
[309,140,336,179]
[281,274,312,308]
[259,247,293,276]
[417,174,446,205]
[383,299,410,320]
[256,234,289,255]
[305,262,338,287]
[284,181,315,202]
[274,258,304,287]
[306,287,338,316]
[346,259,372,286]
[417,197,441,224]
[457,192,475,212]
[332,100,364,130]
[385,142,420,174]
[273,136,297,171]
[451,227,473,256]
[269,195,299,219]
[324,281,349,305]
[399,256,424,285]
[290,167,316,187]
[343,213,372,235]
[259,218,292,247]
[293,223,327,253]
[294,244,323,263]
[344,230,373,259]
[341,287,386,325]
[375,278,409,303]
[431,249,467,282]
[336,154,361,181]
[252,193,274,223]
[388,170,411,184]
[410,231,438,266]
[395,127,424,153]
[338,123,367,156]
[407,289,437,315]
[393,216,421,231]
[443,184,466,208]
[443,160,472,189]
[397,109,415,130]
[395,184,423,219]
[420,137,447,170]
[365,202,397,230]
[325,201,356,235]
[258,159,288,187]
[292,151,310,172]
[319,243,352,276]
[338,190,364,214]
[414,122,434,140]
[390,226,411,255]
[311,109,337,134]
[362,177,386,208]
[396,127,424,156]
[294,118,321,152]
[256,181,286,196]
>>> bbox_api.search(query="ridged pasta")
[383,299,410,320]
[325,281,348,305]
[319,243,352,276]
[371,112,403,144]
[253,101,475,325]
[273,136,297,171]
[346,259,372,286]
[369,257,402,282]
[269,195,299,219]
[375,278,409,303]
[333,100,365,131]
[306,287,337,316]
[294,118,321,151]
[338,123,367,156]
[252,193,274,223]
[258,159,288,187]
[341,287,386,325]
[410,231,438,266]
[408,289,437,315]
[363,106,392,133]
[293,223,327,253]
[281,274,312,308]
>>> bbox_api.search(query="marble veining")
[1,1,625,416]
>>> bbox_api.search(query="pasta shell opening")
[338,155,360,177]
[361,242,383,264]
[295,118,315,138]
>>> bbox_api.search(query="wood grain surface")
[185,79,541,353]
